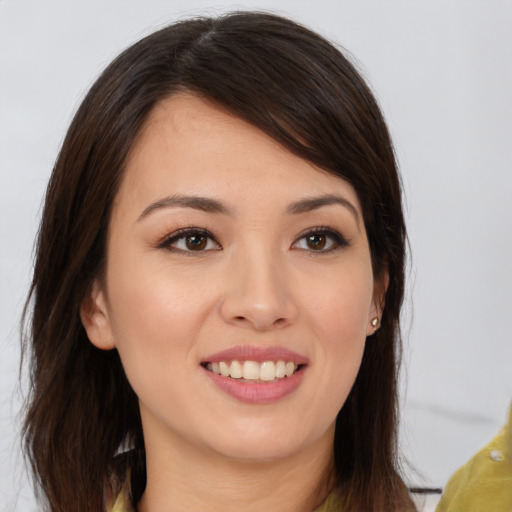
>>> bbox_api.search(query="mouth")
[201,347,308,403]
[201,360,305,382]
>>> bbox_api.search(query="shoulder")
[435,404,512,512]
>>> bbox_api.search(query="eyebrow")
[287,194,360,224]
[137,195,231,221]
[137,193,360,224]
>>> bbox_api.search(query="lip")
[203,366,306,404]
[201,345,309,365]
[201,345,309,404]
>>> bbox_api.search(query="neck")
[137,425,336,512]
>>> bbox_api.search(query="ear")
[366,270,389,336]
[80,279,116,350]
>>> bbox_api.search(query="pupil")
[307,234,326,250]
[186,235,207,250]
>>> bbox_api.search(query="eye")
[292,228,349,253]
[158,228,221,253]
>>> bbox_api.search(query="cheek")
[303,270,372,409]
[104,263,213,375]
[105,272,215,428]
[306,270,374,347]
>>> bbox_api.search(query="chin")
[216,441,301,463]
[206,420,316,462]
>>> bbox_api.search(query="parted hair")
[22,11,412,512]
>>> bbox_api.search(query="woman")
[22,12,412,512]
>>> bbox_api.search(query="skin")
[81,93,386,512]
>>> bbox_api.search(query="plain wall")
[1,1,511,509]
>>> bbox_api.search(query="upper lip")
[201,345,309,365]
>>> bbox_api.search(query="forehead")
[116,93,362,215]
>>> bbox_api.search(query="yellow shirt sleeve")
[436,405,512,512]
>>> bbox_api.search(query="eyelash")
[292,226,350,253]
[157,227,220,255]
[157,226,350,255]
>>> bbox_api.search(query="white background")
[1,1,511,510]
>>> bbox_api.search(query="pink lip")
[201,345,309,365]
[203,367,306,404]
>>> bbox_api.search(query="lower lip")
[203,367,306,404]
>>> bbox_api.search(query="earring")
[371,317,379,329]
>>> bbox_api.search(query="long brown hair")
[22,11,411,511]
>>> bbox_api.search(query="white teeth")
[230,360,243,378]
[243,361,260,380]
[206,359,300,381]
[260,361,276,381]
[219,361,230,377]
[275,360,286,378]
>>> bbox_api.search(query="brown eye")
[159,228,220,253]
[185,235,207,250]
[306,234,327,251]
[293,228,349,253]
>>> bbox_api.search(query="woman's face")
[83,93,384,463]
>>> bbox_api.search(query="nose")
[219,247,298,332]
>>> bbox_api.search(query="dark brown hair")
[22,11,411,512]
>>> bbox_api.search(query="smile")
[201,347,308,403]
[204,360,301,382]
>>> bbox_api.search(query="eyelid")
[155,225,349,254]
[156,227,221,253]
[292,226,350,252]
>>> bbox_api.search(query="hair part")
[22,11,411,511]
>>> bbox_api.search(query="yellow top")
[110,488,132,512]
[435,404,512,512]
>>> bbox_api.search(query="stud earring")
[371,317,379,329]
